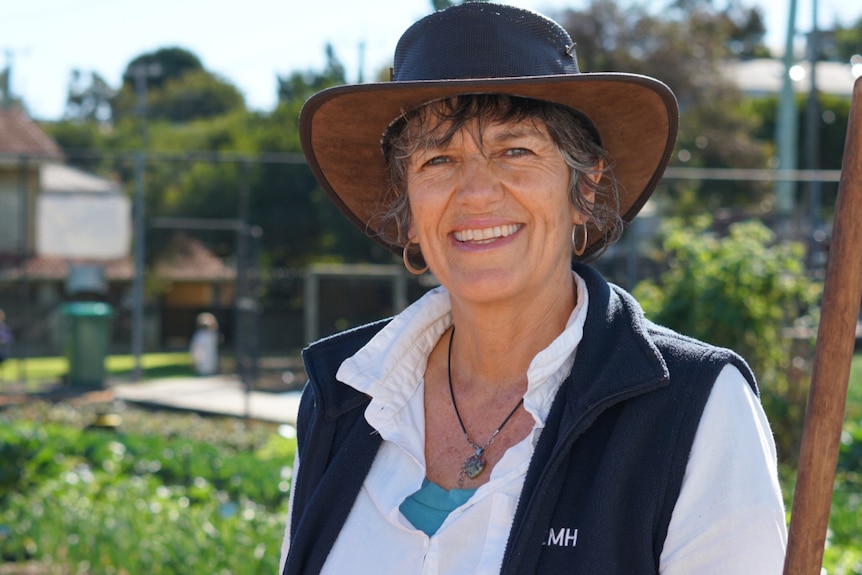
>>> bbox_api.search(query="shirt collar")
[336,272,590,434]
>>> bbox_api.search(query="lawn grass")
[0,352,194,385]
[105,352,195,379]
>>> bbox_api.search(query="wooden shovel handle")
[784,76,862,574]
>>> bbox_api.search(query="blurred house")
[0,107,235,354]
[723,58,859,99]
[0,107,64,258]
[0,107,134,351]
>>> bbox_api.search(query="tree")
[742,92,851,224]
[0,62,25,110]
[147,70,245,122]
[667,0,769,58]
[111,47,244,123]
[555,0,772,216]
[277,44,346,104]
[246,100,391,265]
[833,15,862,62]
[725,3,770,59]
[44,43,389,267]
[64,70,115,122]
[42,120,117,174]
[560,0,768,107]
[122,47,204,91]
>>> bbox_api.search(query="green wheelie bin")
[62,302,114,387]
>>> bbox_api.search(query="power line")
[663,167,842,182]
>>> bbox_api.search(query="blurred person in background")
[0,309,13,380]
[189,312,219,376]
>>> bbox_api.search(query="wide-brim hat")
[299,2,678,260]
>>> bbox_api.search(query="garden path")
[112,375,302,425]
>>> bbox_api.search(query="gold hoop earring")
[572,224,588,257]
[403,241,429,275]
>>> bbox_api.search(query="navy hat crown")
[393,3,581,82]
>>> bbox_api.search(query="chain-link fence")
[0,151,843,385]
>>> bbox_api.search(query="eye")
[505,147,531,157]
[424,155,450,166]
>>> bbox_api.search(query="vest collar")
[560,263,669,424]
[302,264,668,422]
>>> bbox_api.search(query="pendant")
[463,450,487,479]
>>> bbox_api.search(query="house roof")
[0,107,64,160]
[0,254,134,282]
[154,235,236,282]
[0,236,234,284]
[29,256,134,281]
[41,162,120,193]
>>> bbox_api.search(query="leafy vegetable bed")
[0,402,295,574]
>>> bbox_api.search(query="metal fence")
[0,151,844,385]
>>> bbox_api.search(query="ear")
[572,161,602,225]
[398,196,417,244]
[406,219,417,243]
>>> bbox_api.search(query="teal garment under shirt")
[399,478,477,536]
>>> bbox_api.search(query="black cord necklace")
[448,326,525,487]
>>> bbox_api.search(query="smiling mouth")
[453,224,522,244]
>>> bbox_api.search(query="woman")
[280,3,787,574]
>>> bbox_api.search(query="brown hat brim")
[300,73,678,259]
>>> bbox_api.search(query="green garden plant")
[633,217,822,462]
[2,369,860,573]
[0,403,295,574]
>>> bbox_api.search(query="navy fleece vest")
[282,264,757,575]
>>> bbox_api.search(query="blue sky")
[4,0,861,121]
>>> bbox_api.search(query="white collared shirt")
[280,272,787,574]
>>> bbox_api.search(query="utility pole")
[1,47,32,108]
[1,49,15,107]
[235,161,250,390]
[805,0,822,265]
[776,0,799,219]
[128,62,161,381]
[358,40,366,83]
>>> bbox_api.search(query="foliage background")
[40,0,861,268]
[633,217,822,461]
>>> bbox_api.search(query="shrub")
[633,217,821,461]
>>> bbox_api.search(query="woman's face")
[406,116,594,306]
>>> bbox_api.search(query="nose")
[456,154,503,205]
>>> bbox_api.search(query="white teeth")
[454,224,520,243]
